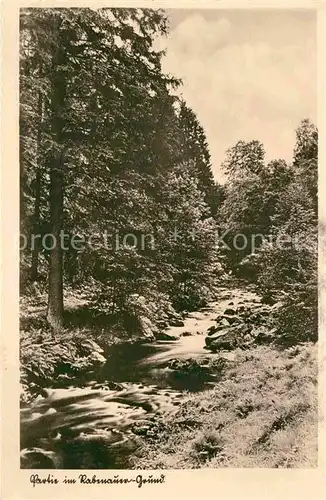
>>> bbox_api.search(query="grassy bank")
[132,343,317,468]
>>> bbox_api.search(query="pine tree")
[177,101,219,217]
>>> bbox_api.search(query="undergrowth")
[132,343,317,469]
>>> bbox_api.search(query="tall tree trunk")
[47,155,64,330]
[20,141,27,294]
[30,169,41,281]
[46,21,66,331]
[31,90,43,282]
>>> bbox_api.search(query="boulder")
[139,316,156,340]
[169,319,185,327]
[132,425,150,436]
[165,306,178,319]
[21,447,57,469]
[216,314,241,326]
[80,339,104,355]
[224,314,241,325]
[157,320,169,329]
[223,308,237,315]
[181,331,193,337]
[205,326,246,352]
[207,322,231,336]
[44,407,57,416]
[56,373,73,386]
[94,381,124,391]
[252,326,276,344]
[155,332,178,341]
[168,358,210,377]
[248,312,268,325]
[88,351,106,364]
[207,325,219,336]
[215,317,231,327]
[168,358,184,370]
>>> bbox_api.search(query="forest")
[20,8,318,469]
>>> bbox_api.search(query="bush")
[20,328,105,403]
[250,224,317,345]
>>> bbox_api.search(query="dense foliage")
[20,7,222,331]
[20,7,317,346]
[220,119,318,344]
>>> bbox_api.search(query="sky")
[160,9,317,182]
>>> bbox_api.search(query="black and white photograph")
[17,5,319,473]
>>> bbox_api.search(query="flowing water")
[20,288,259,469]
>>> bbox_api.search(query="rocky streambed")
[20,286,276,469]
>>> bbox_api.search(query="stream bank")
[20,286,317,469]
[20,286,255,468]
[20,282,242,404]
[133,342,317,469]
[20,288,189,404]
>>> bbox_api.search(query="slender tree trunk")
[47,155,64,330]
[46,21,66,331]
[30,169,41,281]
[20,141,27,294]
[31,90,43,282]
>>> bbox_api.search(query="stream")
[20,287,260,469]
